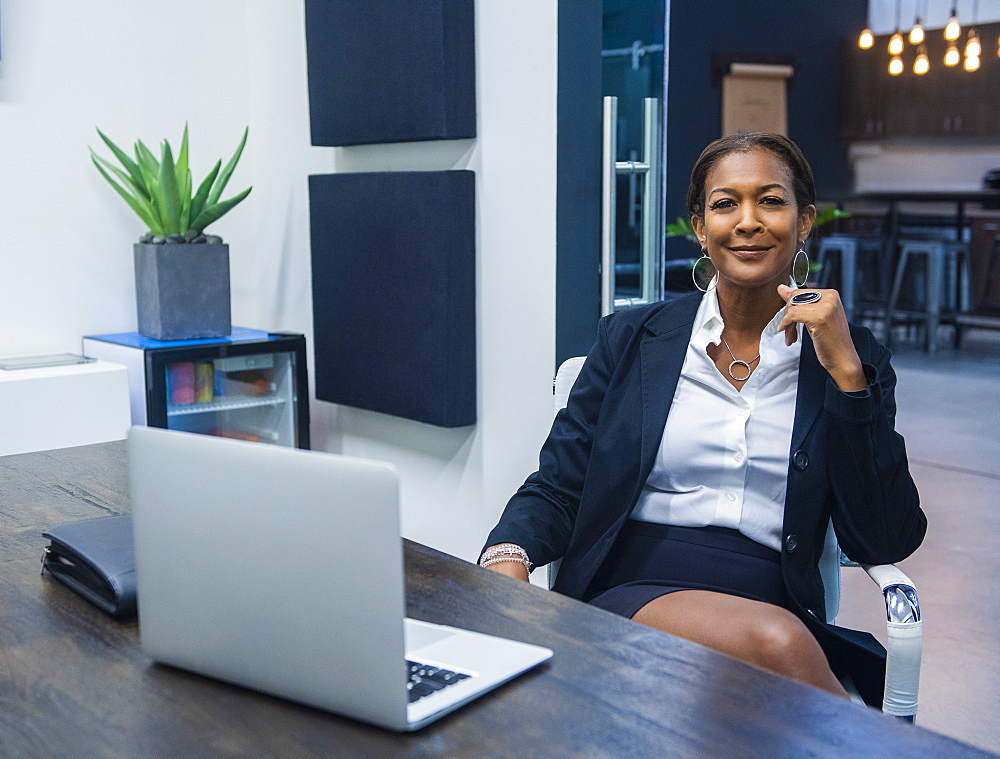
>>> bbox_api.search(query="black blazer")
[486,292,926,705]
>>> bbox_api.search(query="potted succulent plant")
[90,125,252,340]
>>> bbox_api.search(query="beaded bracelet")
[481,556,528,569]
[481,543,528,561]
[479,543,532,573]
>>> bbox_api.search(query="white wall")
[850,141,1000,192]
[0,0,559,562]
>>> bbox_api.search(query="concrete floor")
[835,326,1000,753]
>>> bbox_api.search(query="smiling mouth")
[728,246,772,257]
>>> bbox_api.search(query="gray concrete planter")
[134,242,231,340]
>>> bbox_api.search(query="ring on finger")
[790,291,823,306]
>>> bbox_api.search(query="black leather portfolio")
[42,514,136,619]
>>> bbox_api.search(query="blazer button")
[792,450,809,471]
[785,534,798,553]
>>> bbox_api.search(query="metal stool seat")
[885,239,972,351]
[816,234,886,323]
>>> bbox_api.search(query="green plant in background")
[90,125,252,241]
[813,206,851,229]
[809,207,851,273]
[665,216,697,240]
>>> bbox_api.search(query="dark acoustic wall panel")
[305,0,476,146]
[310,170,476,427]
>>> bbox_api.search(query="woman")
[480,133,925,706]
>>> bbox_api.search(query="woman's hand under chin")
[776,284,868,392]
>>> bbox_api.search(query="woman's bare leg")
[632,590,850,698]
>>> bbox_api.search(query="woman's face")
[691,148,815,293]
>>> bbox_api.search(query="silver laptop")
[128,426,552,731]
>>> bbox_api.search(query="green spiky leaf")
[180,168,192,234]
[189,160,221,227]
[96,129,147,199]
[91,155,162,234]
[208,126,248,205]
[190,186,252,232]
[135,140,160,175]
[90,153,161,224]
[174,123,189,198]
[157,140,181,234]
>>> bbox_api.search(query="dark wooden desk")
[0,442,992,758]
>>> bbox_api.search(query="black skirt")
[583,519,888,708]
[584,520,789,617]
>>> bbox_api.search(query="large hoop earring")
[692,252,717,293]
[792,244,810,288]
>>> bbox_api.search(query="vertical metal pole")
[601,96,618,316]
[640,97,661,305]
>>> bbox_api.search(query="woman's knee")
[744,612,826,676]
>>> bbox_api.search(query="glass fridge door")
[162,350,299,447]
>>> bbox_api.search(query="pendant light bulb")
[965,30,982,58]
[909,20,925,45]
[944,10,961,41]
[889,56,904,75]
[858,28,874,49]
[964,54,981,71]
[914,45,930,75]
[888,32,905,55]
[945,43,961,66]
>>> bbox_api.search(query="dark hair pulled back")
[685,132,816,220]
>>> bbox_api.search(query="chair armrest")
[862,563,922,721]
[862,564,920,623]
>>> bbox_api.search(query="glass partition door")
[600,0,667,313]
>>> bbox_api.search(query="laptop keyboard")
[406,660,471,703]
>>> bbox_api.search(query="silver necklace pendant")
[728,360,753,382]
[721,336,759,383]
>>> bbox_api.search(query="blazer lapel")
[790,331,825,453]
[638,296,700,484]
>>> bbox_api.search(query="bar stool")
[885,239,972,351]
[815,234,886,323]
[981,236,1000,309]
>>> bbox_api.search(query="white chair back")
[551,357,842,623]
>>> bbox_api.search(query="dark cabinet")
[839,40,885,139]
[839,22,1000,140]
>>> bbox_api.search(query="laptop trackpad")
[405,618,457,652]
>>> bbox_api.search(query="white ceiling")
[868,0,1000,32]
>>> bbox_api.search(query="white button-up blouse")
[630,289,802,552]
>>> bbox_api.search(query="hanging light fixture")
[889,56,904,75]
[944,6,961,41]
[945,43,961,66]
[909,1,925,45]
[914,44,930,74]
[964,2,982,71]
[887,0,904,56]
[858,2,874,49]
[965,29,982,57]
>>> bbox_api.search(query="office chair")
[545,357,922,721]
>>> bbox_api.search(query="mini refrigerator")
[83,328,310,449]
